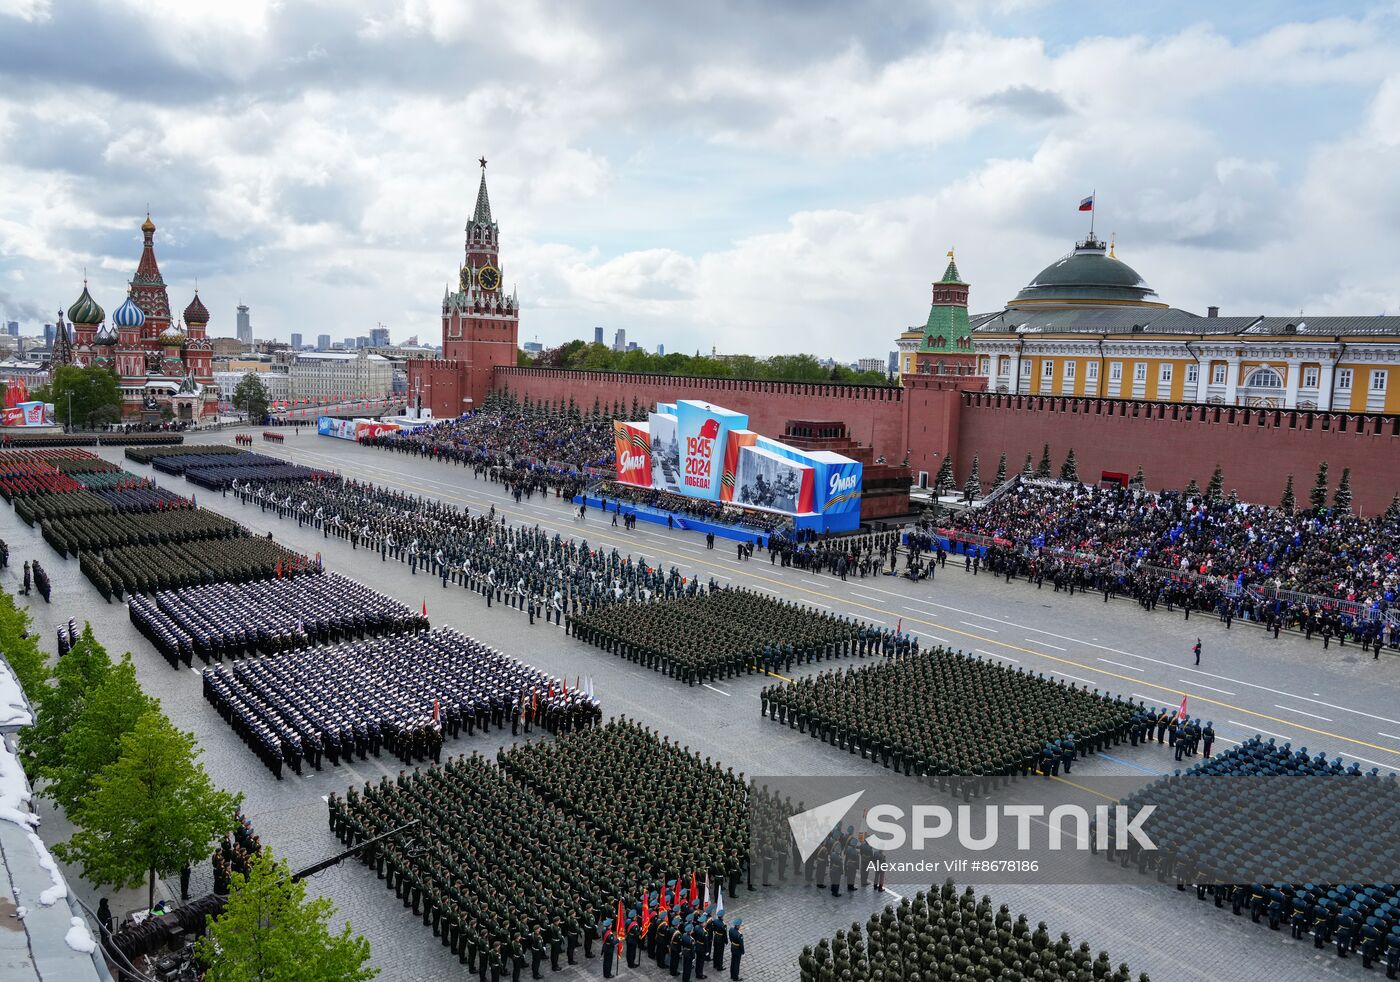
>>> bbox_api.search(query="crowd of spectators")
[936,478,1400,647]
[592,481,791,536]
[360,394,619,497]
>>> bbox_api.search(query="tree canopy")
[56,709,241,908]
[233,373,270,422]
[41,364,122,429]
[197,849,378,982]
[524,341,892,385]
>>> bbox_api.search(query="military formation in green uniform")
[40,507,245,558]
[569,586,877,684]
[499,718,757,894]
[79,536,312,600]
[800,879,1147,982]
[763,650,1136,790]
[330,720,773,979]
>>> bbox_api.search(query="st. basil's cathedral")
[56,214,216,419]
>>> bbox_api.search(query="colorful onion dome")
[67,282,105,325]
[94,322,118,344]
[111,295,146,328]
[182,291,209,325]
[161,321,186,341]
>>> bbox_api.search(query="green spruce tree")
[1385,493,1400,522]
[1184,478,1201,498]
[1280,475,1296,513]
[1206,464,1224,502]
[932,455,956,498]
[1036,443,1052,479]
[1059,448,1079,482]
[963,454,981,501]
[1021,452,1033,477]
[197,849,377,982]
[994,453,1007,486]
[1333,467,1352,513]
[1310,461,1329,511]
[1129,465,1145,490]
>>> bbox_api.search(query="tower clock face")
[478,265,500,292]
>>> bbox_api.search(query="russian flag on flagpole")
[1078,194,1095,212]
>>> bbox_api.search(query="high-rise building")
[522,341,543,355]
[356,335,370,349]
[290,333,303,350]
[43,323,54,349]
[888,351,899,374]
[236,304,252,344]
[612,328,626,352]
[5,321,17,337]
[316,334,331,351]
[656,343,665,356]
[370,326,390,347]
[594,326,604,345]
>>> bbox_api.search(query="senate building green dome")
[1009,236,1164,309]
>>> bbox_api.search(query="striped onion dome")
[67,283,105,325]
[111,295,146,328]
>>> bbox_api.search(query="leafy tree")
[993,453,1007,486]
[0,587,49,701]
[963,454,981,500]
[197,849,377,982]
[1184,478,1201,498]
[1059,448,1079,482]
[28,624,112,778]
[232,373,269,423]
[932,455,956,498]
[1333,467,1353,513]
[47,364,122,430]
[46,653,158,815]
[1205,464,1224,502]
[56,710,241,909]
[1310,461,1329,512]
[1280,474,1296,513]
[1035,443,1052,479]
[1129,465,1145,490]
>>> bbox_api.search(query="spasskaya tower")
[410,158,520,418]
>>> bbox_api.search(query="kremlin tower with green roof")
[896,251,979,380]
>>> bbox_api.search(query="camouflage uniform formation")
[41,507,245,558]
[331,751,645,978]
[763,650,1135,787]
[799,879,1147,982]
[570,587,873,685]
[1106,736,1400,970]
[80,535,311,600]
[128,572,426,666]
[499,718,756,891]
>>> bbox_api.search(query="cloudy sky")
[2,1,1400,358]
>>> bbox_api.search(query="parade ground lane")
[0,431,1388,982]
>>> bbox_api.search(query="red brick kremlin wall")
[955,392,1400,517]
[488,367,1400,516]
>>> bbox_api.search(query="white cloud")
[2,3,1400,357]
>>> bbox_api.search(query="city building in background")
[656,343,665,356]
[235,303,252,344]
[289,332,303,350]
[612,328,626,352]
[856,358,884,374]
[317,334,331,350]
[288,349,393,402]
[594,326,604,344]
[895,251,978,379]
[370,325,390,347]
[6,321,17,336]
[522,341,543,355]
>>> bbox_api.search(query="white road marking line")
[1097,658,1142,672]
[1131,694,1161,704]
[1228,720,1293,741]
[1379,732,1400,743]
[851,593,883,603]
[1051,673,1095,685]
[1182,681,1235,695]
[881,887,904,900]
[924,634,950,644]
[1025,639,1067,651]
[976,648,1018,663]
[807,602,833,610]
[190,668,201,675]
[702,684,731,697]
[321,795,328,803]
[961,621,996,632]
[1275,705,1332,722]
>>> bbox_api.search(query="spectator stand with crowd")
[360,390,624,501]
[924,474,1400,653]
